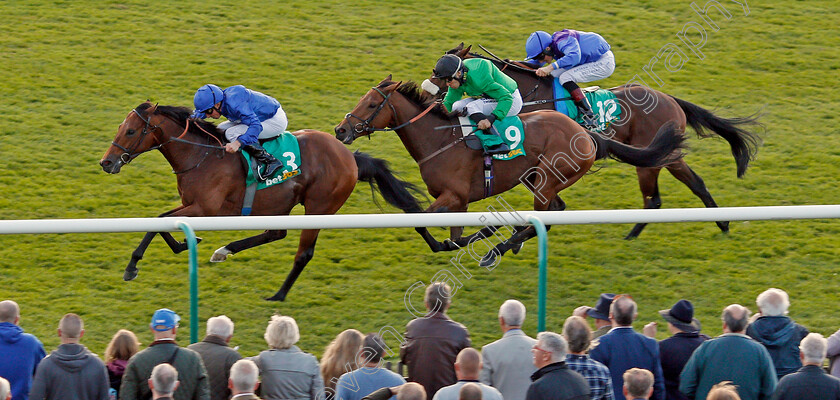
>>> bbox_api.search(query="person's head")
[264,315,299,349]
[321,328,364,388]
[800,332,827,365]
[58,313,84,343]
[425,282,452,313]
[0,377,10,400]
[459,382,483,400]
[532,331,567,368]
[659,299,701,333]
[623,368,654,399]
[610,294,637,326]
[525,31,553,63]
[0,300,20,324]
[360,333,388,365]
[756,288,790,317]
[397,382,426,400]
[105,329,141,364]
[192,84,224,119]
[454,348,482,380]
[721,304,750,333]
[432,55,466,89]
[498,299,526,329]
[229,359,260,394]
[206,315,234,342]
[149,363,179,398]
[706,382,741,400]
[150,308,180,339]
[563,316,592,354]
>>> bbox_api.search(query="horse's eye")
[126,129,136,136]
[368,102,377,109]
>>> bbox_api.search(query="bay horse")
[441,44,763,239]
[334,76,686,265]
[100,101,423,301]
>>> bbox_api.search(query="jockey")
[191,84,286,179]
[525,29,615,128]
[431,54,522,154]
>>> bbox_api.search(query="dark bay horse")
[441,44,763,239]
[334,77,686,265]
[100,101,422,301]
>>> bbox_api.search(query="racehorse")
[335,76,686,265]
[439,44,763,239]
[100,101,423,301]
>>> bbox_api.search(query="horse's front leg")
[124,204,204,281]
[414,192,467,252]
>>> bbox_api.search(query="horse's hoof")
[210,247,232,263]
[123,268,138,281]
[479,251,499,268]
[443,239,460,251]
[717,221,730,233]
[511,242,524,255]
[265,291,287,302]
[195,237,203,245]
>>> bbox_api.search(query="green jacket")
[442,58,518,121]
[121,341,210,400]
[680,333,777,400]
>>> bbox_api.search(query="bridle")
[343,86,438,140]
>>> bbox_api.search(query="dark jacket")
[589,327,666,400]
[187,335,242,400]
[771,364,840,400]
[29,343,110,400]
[107,360,128,397]
[400,312,471,400]
[525,362,589,400]
[659,332,709,400]
[120,340,210,400]
[746,316,808,379]
[0,322,47,400]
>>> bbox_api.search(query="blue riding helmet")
[192,84,224,119]
[525,31,552,60]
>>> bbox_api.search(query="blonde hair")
[320,329,364,394]
[706,382,741,400]
[264,315,300,349]
[104,329,141,364]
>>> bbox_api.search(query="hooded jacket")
[746,316,809,379]
[29,343,109,400]
[0,322,46,400]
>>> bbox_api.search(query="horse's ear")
[381,74,393,84]
[463,45,472,56]
[393,81,403,91]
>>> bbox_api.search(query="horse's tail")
[354,151,425,213]
[670,95,764,178]
[588,121,688,168]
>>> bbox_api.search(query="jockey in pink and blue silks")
[191,84,286,179]
[524,30,615,128]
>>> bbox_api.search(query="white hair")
[801,333,827,364]
[206,315,234,338]
[498,299,526,326]
[756,288,790,316]
[536,331,567,363]
[151,363,178,395]
[264,315,300,349]
[230,359,259,392]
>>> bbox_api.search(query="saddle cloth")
[457,116,527,161]
[552,82,622,132]
[242,131,302,189]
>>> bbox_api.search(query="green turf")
[0,0,838,359]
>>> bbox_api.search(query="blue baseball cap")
[150,308,180,331]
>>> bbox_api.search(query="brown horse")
[100,102,423,301]
[335,76,686,265]
[440,44,763,239]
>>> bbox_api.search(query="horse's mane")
[135,102,227,142]
[376,80,448,117]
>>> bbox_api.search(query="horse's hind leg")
[666,160,729,233]
[211,230,288,262]
[125,232,156,281]
[267,229,320,301]
[626,167,663,240]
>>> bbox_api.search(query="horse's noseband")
[111,109,163,164]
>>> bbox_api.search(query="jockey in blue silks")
[191,84,286,178]
[525,30,615,128]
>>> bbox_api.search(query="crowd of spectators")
[2,285,840,400]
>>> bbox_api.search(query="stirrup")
[485,143,511,155]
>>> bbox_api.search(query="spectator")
[589,295,665,400]
[642,300,709,400]
[1,377,12,400]
[0,300,46,400]
[480,299,537,400]
[705,383,741,400]
[623,369,654,400]
[401,282,471,400]
[563,316,614,400]
[433,348,502,400]
[745,289,808,379]
[187,315,242,400]
[229,359,261,400]
[322,329,364,400]
[251,315,323,400]
[149,363,179,400]
[29,313,109,400]
[104,329,141,399]
[827,328,840,379]
[771,333,840,399]
[362,383,426,400]
[121,308,210,400]
[336,334,405,400]
[526,331,589,400]
[458,384,482,400]
[573,293,615,348]
[680,304,777,400]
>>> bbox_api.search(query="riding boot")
[242,144,284,179]
[469,113,510,154]
[562,81,599,130]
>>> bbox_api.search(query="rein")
[344,87,439,137]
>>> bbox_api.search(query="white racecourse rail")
[0,205,839,234]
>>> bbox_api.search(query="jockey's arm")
[483,82,513,121]
[552,37,582,70]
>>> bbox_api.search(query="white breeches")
[220,106,288,143]
[451,89,523,118]
[551,51,616,84]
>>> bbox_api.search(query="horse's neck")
[392,97,462,163]
[156,126,238,178]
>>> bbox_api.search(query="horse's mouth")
[99,158,123,174]
[334,125,355,144]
